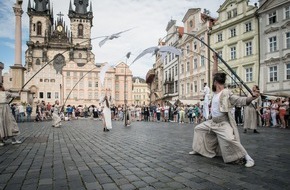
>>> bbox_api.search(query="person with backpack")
[26,104,32,122]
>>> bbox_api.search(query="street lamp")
[124,52,131,126]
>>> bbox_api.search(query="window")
[190,83,193,93]
[55,92,59,99]
[285,6,290,19]
[186,83,190,94]
[201,55,205,67]
[269,36,277,52]
[189,20,193,27]
[233,8,237,17]
[230,28,236,37]
[36,58,41,65]
[175,65,177,75]
[227,11,232,19]
[269,66,278,82]
[217,33,223,42]
[217,51,222,64]
[88,81,92,88]
[245,22,252,32]
[175,81,178,92]
[186,62,190,72]
[95,82,98,88]
[246,41,252,56]
[245,67,253,82]
[186,45,190,54]
[78,24,83,37]
[193,41,197,51]
[47,92,51,99]
[200,79,204,91]
[50,79,55,83]
[67,72,70,76]
[165,71,168,80]
[200,37,204,47]
[37,21,42,35]
[268,11,277,24]
[181,84,184,95]
[194,59,197,69]
[181,64,184,73]
[88,92,92,99]
[39,92,44,99]
[286,63,290,80]
[230,46,236,60]
[194,81,197,93]
[231,69,237,85]
[286,32,290,49]
[169,68,171,80]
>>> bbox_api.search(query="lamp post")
[124,52,131,126]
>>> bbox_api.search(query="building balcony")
[146,69,155,83]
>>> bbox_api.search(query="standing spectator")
[173,105,178,122]
[26,104,32,122]
[179,105,185,123]
[270,99,279,127]
[202,83,211,120]
[84,105,88,118]
[156,104,161,122]
[285,97,290,128]
[164,103,169,122]
[188,104,194,124]
[234,104,243,126]
[89,106,94,118]
[243,85,261,133]
[278,98,289,129]
[18,103,25,123]
[11,104,16,119]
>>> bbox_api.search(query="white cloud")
[0,0,259,78]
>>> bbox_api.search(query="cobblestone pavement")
[0,119,289,190]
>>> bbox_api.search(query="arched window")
[78,24,83,37]
[36,58,41,65]
[37,22,42,35]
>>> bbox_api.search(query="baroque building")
[163,20,182,102]
[210,0,259,94]
[179,8,215,102]
[3,0,133,106]
[132,77,150,106]
[258,0,290,96]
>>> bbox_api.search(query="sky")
[0,0,259,78]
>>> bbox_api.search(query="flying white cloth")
[99,63,111,87]
[132,46,182,64]
[99,28,134,47]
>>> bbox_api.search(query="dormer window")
[37,22,42,35]
[78,24,83,37]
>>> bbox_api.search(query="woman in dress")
[0,85,22,146]
[52,100,62,128]
[101,89,112,132]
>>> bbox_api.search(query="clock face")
[57,25,63,32]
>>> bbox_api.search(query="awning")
[263,92,290,97]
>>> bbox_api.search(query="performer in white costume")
[52,100,62,128]
[101,89,112,132]
[202,83,210,120]
[0,85,22,146]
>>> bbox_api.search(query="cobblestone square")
[0,120,290,190]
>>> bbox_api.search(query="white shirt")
[211,91,225,117]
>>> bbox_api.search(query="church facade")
[4,0,133,106]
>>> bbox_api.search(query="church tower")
[68,0,93,66]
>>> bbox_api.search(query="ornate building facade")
[258,0,290,95]
[179,8,215,102]
[132,77,150,106]
[3,0,133,106]
[210,0,259,93]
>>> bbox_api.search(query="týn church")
[3,0,133,107]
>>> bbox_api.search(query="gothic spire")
[90,1,92,13]
[28,0,31,9]
[69,0,73,12]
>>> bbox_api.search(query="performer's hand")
[252,90,260,99]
